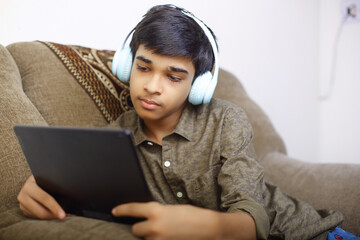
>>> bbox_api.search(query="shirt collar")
[172,102,195,141]
[132,115,149,146]
[131,102,195,145]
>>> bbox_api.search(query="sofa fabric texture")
[0,41,359,238]
[0,203,140,240]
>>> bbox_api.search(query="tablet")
[14,125,152,224]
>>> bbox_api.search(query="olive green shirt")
[111,98,343,240]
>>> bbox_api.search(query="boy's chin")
[135,109,160,122]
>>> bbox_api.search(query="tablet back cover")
[14,125,152,222]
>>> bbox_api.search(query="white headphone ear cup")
[188,71,212,105]
[113,46,133,82]
[203,74,218,104]
[112,48,121,76]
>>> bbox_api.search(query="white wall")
[319,0,360,163]
[1,0,359,163]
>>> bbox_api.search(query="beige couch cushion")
[0,45,47,206]
[262,152,360,235]
[0,203,140,240]
[213,70,286,159]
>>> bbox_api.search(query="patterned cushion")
[7,41,132,127]
[41,41,132,123]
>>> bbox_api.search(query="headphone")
[112,7,219,105]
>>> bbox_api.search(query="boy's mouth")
[139,98,160,110]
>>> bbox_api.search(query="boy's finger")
[19,203,34,217]
[20,198,58,220]
[112,202,147,217]
[112,202,160,218]
[32,193,65,219]
[24,179,65,219]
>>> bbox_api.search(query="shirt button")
[176,192,183,198]
[147,141,153,146]
[164,161,171,167]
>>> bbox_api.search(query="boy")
[18,4,350,240]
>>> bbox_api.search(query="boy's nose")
[144,74,163,94]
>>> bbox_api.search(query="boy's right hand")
[17,175,66,220]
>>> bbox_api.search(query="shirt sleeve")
[218,105,270,239]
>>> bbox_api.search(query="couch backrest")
[0,41,286,206]
[213,70,286,159]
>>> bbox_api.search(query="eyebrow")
[136,55,189,75]
[136,56,152,64]
[169,66,189,75]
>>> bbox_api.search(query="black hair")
[129,4,217,80]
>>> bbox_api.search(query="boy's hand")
[17,175,66,220]
[112,202,222,240]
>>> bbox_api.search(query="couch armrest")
[0,44,47,206]
[261,152,360,235]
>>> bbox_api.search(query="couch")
[0,41,359,239]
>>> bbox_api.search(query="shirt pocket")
[185,163,222,210]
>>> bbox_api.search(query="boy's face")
[129,44,195,124]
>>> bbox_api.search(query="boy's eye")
[136,65,148,71]
[168,74,181,82]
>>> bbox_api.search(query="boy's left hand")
[112,202,221,240]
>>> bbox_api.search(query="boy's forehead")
[136,44,191,61]
[135,44,195,72]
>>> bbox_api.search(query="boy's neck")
[143,118,178,145]
[142,103,186,145]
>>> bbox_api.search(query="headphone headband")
[179,9,219,81]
